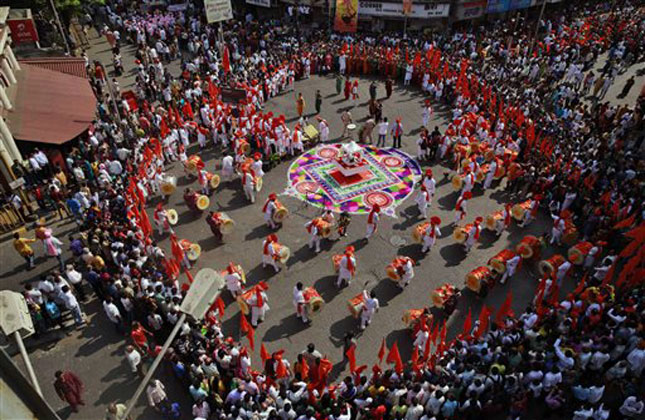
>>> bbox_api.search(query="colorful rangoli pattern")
[284,144,421,216]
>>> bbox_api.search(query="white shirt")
[126,349,142,372]
[103,301,121,323]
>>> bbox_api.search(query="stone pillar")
[1,57,17,84]
[0,116,21,161]
[0,84,12,109]
[5,46,20,71]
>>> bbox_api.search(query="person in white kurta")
[305,218,323,253]
[293,282,309,323]
[153,203,172,235]
[550,213,567,246]
[461,168,475,196]
[496,204,513,236]
[251,153,264,182]
[464,217,483,253]
[337,246,356,288]
[224,264,243,297]
[262,234,280,273]
[396,256,415,288]
[422,169,436,201]
[413,326,429,357]
[422,217,442,253]
[250,289,269,327]
[360,290,379,330]
[365,204,380,240]
[318,118,330,143]
[263,194,278,229]
[454,192,471,224]
[422,101,433,128]
[221,155,234,181]
[483,158,498,189]
[242,170,255,203]
[416,186,430,219]
[500,254,521,284]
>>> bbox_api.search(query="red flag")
[240,312,252,333]
[386,341,404,373]
[214,296,225,317]
[462,307,472,337]
[170,235,185,263]
[614,213,636,229]
[601,262,616,287]
[346,344,357,373]
[260,343,270,364]
[617,252,642,288]
[182,101,194,119]
[495,291,514,325]
[430,322,439,344]
[573,272,588,296]
[138,203,152,238]
[276,357,288,378]
[437,320,447,354]
[474,306,492,339]
[160,117,170,138]
[411,346,419,371]
[377,338,386,364]
[183,266,194,285]
[222,46,231,73]
[300,357,309,380]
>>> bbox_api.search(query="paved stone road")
[1,31,642,420]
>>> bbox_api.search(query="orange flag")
[474,306,492,339]
[462,307,472,337]
[346,344,357,373]
[386,341,403,373]
[377,338,386,364]
[301,357,309,380]
[495,291,514,325]
[260,343,270,364]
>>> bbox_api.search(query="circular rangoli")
[284,143,421,216]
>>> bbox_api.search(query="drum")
[453,223,473,244]
[475,165,486,183]
[485,211,504,231]
[186,155,203,174]
[431,284,456,308]
[347,123,357,132]
[451,174,464,191]
[454,144,470,158]
[516,235,542,259]
[332,254,343,273]
[385,264,401,281]
[272,203,289,223]
[511,200,532,221]
[347,292,365,318]
[180,239,201,261]
[196,195,210,211]
[562,220,579,246]
[568,241,593,265]
[221,264,247,285]
[504,149,518,161]
[304,287,324,316]
[466,266,492,293]
[484,149,495,162]
[207,173,221,189]
[317,219,332,238]
[219,212,235,235]
[238,139,251,155]
[161,176,177,195]
[488,249,517,273]
[274,244,290,264]
[402,309,430,329]
[493,164,506,180]
[167,209,179,226]
[412,222,430,244]
[237,287,256,315]
[538,254,566,276]
[255,176,263,192]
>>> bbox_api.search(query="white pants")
[551,228,563,245]
[464,235,476,252]
[264,214,276,229]
[500,265,516,284]
[365,223,376,239]
[418,202,428,219]
[227,284,242,298]
[295,302,309,323]
[495,221,507,236]
[309,235,321,252]
[422,235,437,253]
[244,185,255,203]
[251,305,267,326]
[454,210,466,224]
[262,254,280,272]
[337,268,352,287]
[360,309,374,329]
[483,172,495,189]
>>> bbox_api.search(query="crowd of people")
[9,0,644,419]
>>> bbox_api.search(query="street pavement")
[1,31,642,420]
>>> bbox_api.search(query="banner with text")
[359,1,450,18]
[334,0,359,33]
[205,0,233,23]
[7,18,39,44]
[246,0,271,7]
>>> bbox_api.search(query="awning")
[6,62,96,144]
[18,57,88,79]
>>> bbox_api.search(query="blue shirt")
[66,198,82,215]
[441,400,458,417]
